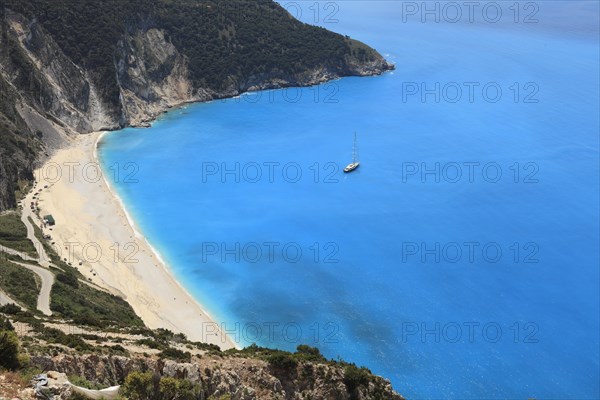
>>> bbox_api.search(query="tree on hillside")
[0,329,19,370]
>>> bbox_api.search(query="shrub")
[135,338,167,350]
[173,379,201,399]
[0,330,20,370]
[190,341,221,352]
[154,328,175,341]
[39,327,92,352]
[0,316,14,331]
[68,375,104,390]
[159,347,192,363]
[267,352,298,371]
[108,344,128,355]
[121,371,154,400]
[17,352,30,368]
[343,364,371,391]
[56,272,79,288]
[295,344,326,362]
[121,371,201,400]
[0,303,21,315]
[159,377,180,399]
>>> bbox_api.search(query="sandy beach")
[34,132,236,349]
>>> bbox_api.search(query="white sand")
[34,132,235,349]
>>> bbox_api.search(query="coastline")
[28,70,395,350]
[34,131,237,349]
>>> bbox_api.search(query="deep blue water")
[99,2,600,398]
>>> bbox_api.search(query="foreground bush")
[0,330,20,370]
[0,316,14,331]
[344,364,372,391]
[267,352,298,371]
[121,371,201,400]
[0,303,21,315]
[159,347,192,363]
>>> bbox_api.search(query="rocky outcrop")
[112,28,393,128]
[115,28,198,127]
[4,11,118,134]
[30,355,404,400]
[1,7,393,135]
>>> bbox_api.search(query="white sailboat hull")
[344,162,360,173]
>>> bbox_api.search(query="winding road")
[10,260,54,316]
[0,187,55,315]
[0,244,38,262]
[21,188,51,268]
[20,188,55,315]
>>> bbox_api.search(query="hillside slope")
[1,310,405,399]
[0,0,394,210]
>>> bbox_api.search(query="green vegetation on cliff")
[0,259,39,310]
[0,329,20,370]
[121,371,202,400]
[0,213,37,256]
[50,278,145,328]
[6,0,385,99]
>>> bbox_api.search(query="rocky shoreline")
[123,58,395,129]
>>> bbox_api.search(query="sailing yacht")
[344,132,360,173]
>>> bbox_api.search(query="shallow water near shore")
[99,2,599,398]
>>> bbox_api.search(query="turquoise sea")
[99,2,600,398]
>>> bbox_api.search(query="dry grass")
[0,371,29,398]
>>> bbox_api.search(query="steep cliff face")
[0,0,394,211]
[0,9,119,210]
[31,354,404,400]
[0,12,42,210]
[115,28,197,127]
[5,12,118,133]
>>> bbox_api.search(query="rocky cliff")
[0,307,405,399]
[0,0,394,211]
[27,354,403,400]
